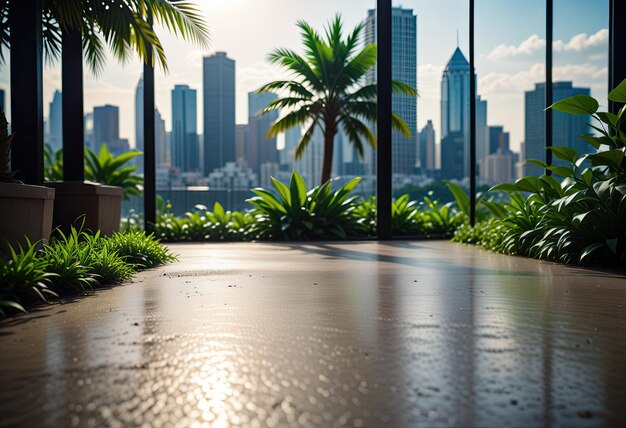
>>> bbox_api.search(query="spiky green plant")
[247,171,364,240]
[85,144,143,199]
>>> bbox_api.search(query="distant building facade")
[419,120,436,172]
[203,52,236,176]
[93,104,120,153]
[365,7,417,176]
[524,82,590,176]
[246,91,279,175]
[48,90,63,153]
[171,84,199,173]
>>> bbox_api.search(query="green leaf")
[527,159,548,169]
[587,149,625,171]
[546,165,575,178]
[490,183,518,193]
[608,78,626,103]
[548,95,598,115]
[547,146,579,164]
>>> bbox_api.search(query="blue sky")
[0,0,610,154]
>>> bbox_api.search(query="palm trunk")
[321,130,335,185]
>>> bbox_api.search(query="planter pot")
[45,181,124,236]
[0,182,55,248]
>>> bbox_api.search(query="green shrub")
[107,230,176,268]
[246,171,364,240]
[473,78,626,266]
[0,243,58,315]
[0,228,175,316]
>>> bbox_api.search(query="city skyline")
[1,0,608,168]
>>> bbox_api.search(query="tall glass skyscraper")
[440,47,470,178]
[364,7,418,176]
[247,91,278,175]
[203,52,236,176]
[48,90,63,153]
[524,82,590,176]
[171,84,199,173]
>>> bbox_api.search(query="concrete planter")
[45,181,124,236]
[0,182,55,248]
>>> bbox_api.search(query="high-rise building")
[476,95,488,166]
[365,7,417,176]
[235,124,248,167]
[48,90,63,153]
[246,91,278,174]
[418,120,436,172]
[93,104,119,153]
[488,126,510,154]
[155,108,168,168]
[280,126,301,171]
[441,132,465,180]
[171,84,199,173]
[203,52,235,176]
[441,47,471,178]
[134,75,145,174]
[84,113,94,151]
[524,82,590,176]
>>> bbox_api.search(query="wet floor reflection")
[0,241,625,426]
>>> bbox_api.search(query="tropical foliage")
[454,78,626,267]
[45,144,143,199]
[246,171,366,240]
[0,227,175,316]
[259,14,416,184]
[0,0,210,74]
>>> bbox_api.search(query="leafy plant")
[392,194,425,235]
[44,144,64,181]
[470,78,626,266]
[43,228,98,292]
[85,144,143,199]
[352,196,377,237]
[0,1,209,75]
[259,14,416,184]
[0,242,58,315]
[247,170,364,240]
[107,230,176,268]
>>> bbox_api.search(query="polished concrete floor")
[1,241,625,427]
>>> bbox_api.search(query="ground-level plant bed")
[0,228,176,316]
[150,172,472,242]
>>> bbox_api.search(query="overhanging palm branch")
[0,0,209,75]
[258,14,417,185]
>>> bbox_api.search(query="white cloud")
[487,34,545,60]
[554,28,608,52]
[487,29,608,60]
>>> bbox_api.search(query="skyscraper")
[203,52,235,176]
[440,47,470,179]
[155,108,168,168]
[171,84,199,173]
[524,82,591,176]
[48,90,63,152]
[365,7,417,176]
[93,104,119,153]
[135,75,144,163]
[280,126,301,171]
[418,120,436,172]
[476,95,488,166]
[247,91,278,174]
[488,126,510,154]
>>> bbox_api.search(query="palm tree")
[0,0,209,74]
[258,14,416,185]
